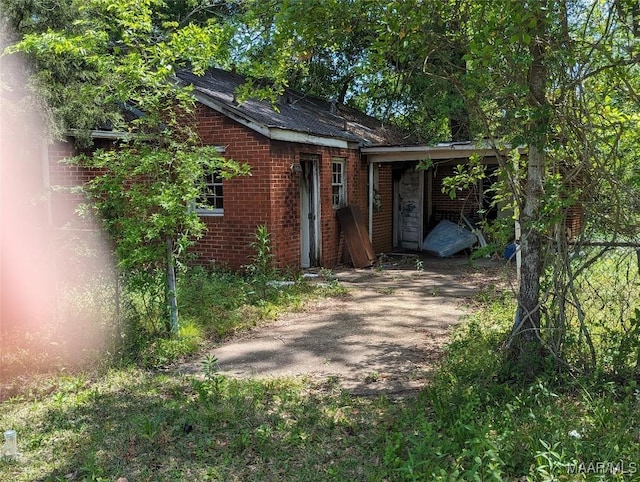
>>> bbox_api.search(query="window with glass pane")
[198,172,223,214]
[332,160,346,209]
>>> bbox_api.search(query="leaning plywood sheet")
[422,220,477,257]
[337,205,377,268]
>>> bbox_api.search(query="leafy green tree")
[232,0,477,142]
[4,0,251,334]
[449,0,640,372]
[236,0,640,374]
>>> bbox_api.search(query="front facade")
[46,69,583,271]
[46,68,405,271]
[180,71,516,269]
[179,68,405,270]
[193,104,368,270]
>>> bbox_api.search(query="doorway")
[300,156,320,268]
[393,167,424,251]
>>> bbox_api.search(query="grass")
[0,369,396,481]
[0,266,347,380]
[385,306,640,480]
[2,260,640,480]
[2,324,639,480]
[176,267,345,342]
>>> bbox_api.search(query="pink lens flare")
[1,48,117,383]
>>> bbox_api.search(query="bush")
[381,282,640,480]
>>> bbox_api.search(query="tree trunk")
[166,236,179,334]
[508,4,549,374]
[510,144,544,366]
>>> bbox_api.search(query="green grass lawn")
[2,322,640,481]
[2,261,640,481]
[1,369,400,481]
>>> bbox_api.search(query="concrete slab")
[179,257,511,395]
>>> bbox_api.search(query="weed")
[192,354,226,402]
[138,321,204,368]
[78,451,106,481]
[202,353,219,380]
[458,435,505,481]
[246,224,277,298]
[136,415,160,442]
[318,267,335,279]
[364,372,380,383]
[533,440,575,481]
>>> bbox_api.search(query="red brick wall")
[564,205,584,239]
[192,105,367,270]
[262,141,301,269]
[371,164,393,253]
[194,106,272,270]
[47,127,591,268]
[47,139,97,227]
[44,108,370,271]
[261,141,366,269]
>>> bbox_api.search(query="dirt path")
[179,257,508,395]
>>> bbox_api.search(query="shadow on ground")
[179,256,512,395]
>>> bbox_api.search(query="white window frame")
[331,158,347,209]
[195,171,224,216]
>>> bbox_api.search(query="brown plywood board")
[337,205,377,268]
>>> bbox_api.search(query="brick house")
[47,69,410,270]
[47,69,579,271]
[176,69,412,270]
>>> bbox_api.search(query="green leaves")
[165,22,231,75]
[2,1,256,333]
[440,156,486,201]
[6,0,234,141]
[78,145,249,276]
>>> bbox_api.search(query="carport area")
[363,142,521,256]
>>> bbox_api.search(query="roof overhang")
[362,142,526,163]
[68,131,227,156]
[194,90,354,149]
[269,128,350,148]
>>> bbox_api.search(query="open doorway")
[300,156,320,268]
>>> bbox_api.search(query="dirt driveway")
[181,256,508,395]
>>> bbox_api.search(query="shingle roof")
[176,68,410,146]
